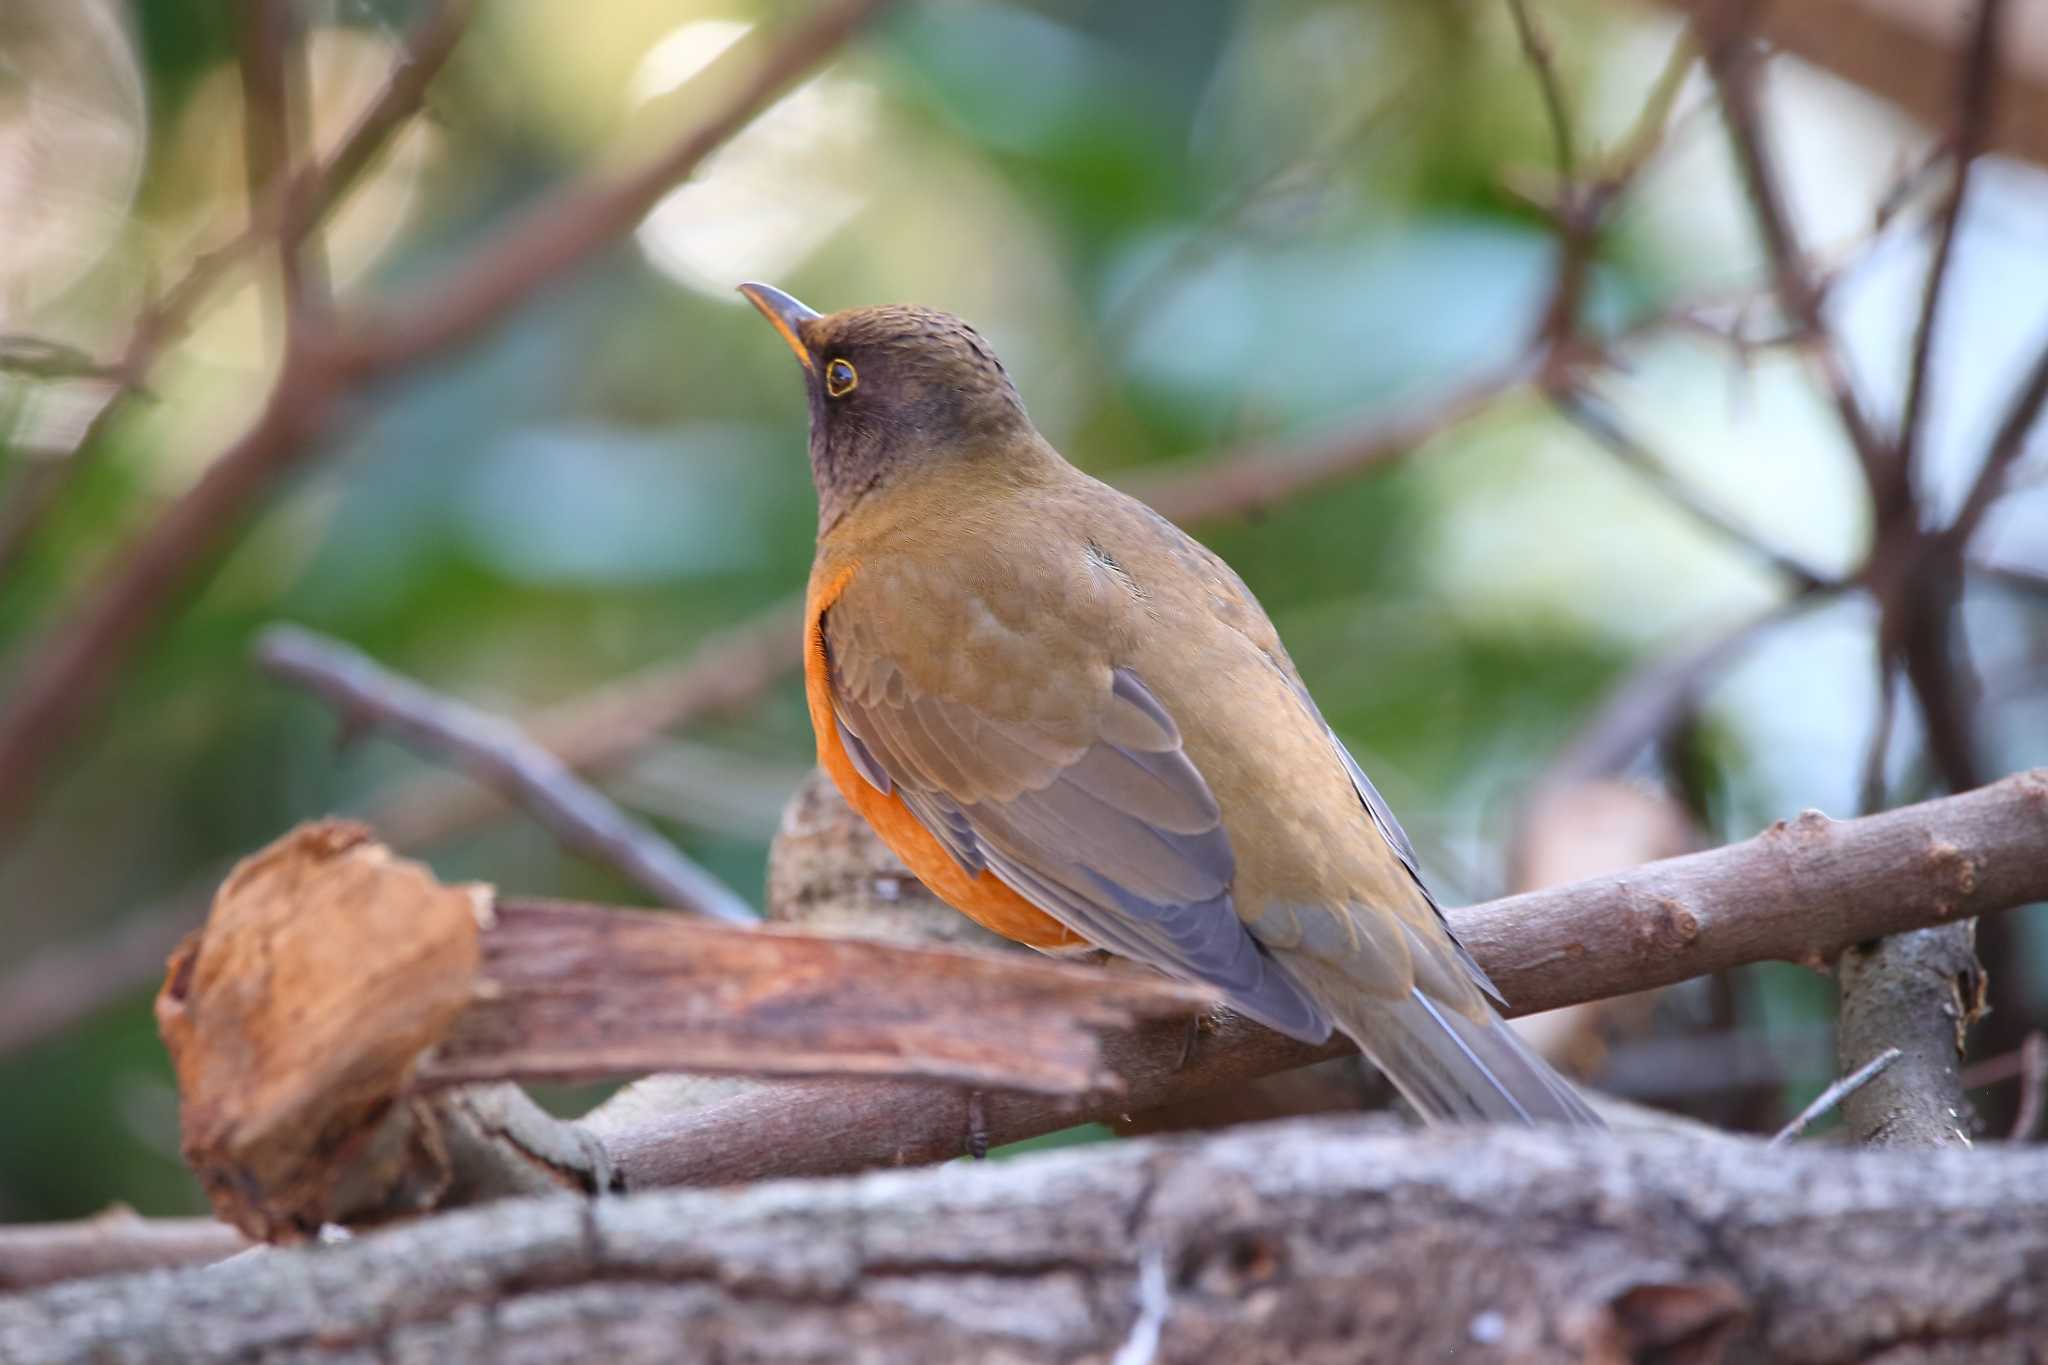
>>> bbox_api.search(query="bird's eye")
[825,358,858,398]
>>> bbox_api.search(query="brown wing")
[822,588,1330,1042]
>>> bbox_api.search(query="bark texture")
[1837,922,1986,1148]
[3,1118,2046,1364]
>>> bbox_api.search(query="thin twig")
[1515,0,1572,187]
[1537,592,1830,788]
[1858,647,1899,814]
[370,597,806,851]
[1551,387,1830,590]
[1699,12,1898,508]
[1946,327,2048,548]
[255,626,756,923]
[1900,0,2007,490]
[0,0,892,841]
[1769,1047,1901,1146]
[2010,1032,2047,1142]
[1506,0,1577,185]
[1125,358,1539,525]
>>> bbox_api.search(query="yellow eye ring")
[824,358,858,397]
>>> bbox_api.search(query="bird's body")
[747,285,1600,1127]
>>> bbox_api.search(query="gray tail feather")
[1340,989,1605,1128]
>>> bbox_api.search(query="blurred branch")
[0,1213,246,1293]
[1650,0,2048,169]
[0,1,470,585]
[236,0,329,332]
[255,626,755,922]
[1900,0,2007,487]
[1698,8,1899,509]
[1535,593,1826,788]
[1768,1047,1899,1146]
[0,0,893,843]
[1945,326,2048,549]
[1551,388,1832,590]
[2009,1032,2047,1142]
[370,596,805,850]
[0,895,208,1057]
[1506,0,1578,183]
[1837,924,1984,1147]
[1126,359,1539,525]
[1858,648,1900,813]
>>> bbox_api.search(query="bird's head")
[740,283,1040,529]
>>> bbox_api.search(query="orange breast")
[806,564,1083,950]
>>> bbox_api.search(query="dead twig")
[1768,1047,1900,1146]
[254,626,755,922]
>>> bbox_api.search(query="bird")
[740,281,1601,1127]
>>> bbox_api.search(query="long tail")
[1337,989,1605,1128]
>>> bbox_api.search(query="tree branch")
[1699,8,1899,506]
[6,1119,2046,1362]
[1551,387,1831,590]
[1837,923,1984,1146]
[154,769,2048,1220]
[1899,0,2007,487]
[1122,359,1538,525]
[254,626,754,922]
[0,1213,246,1294]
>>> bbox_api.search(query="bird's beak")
[738,281,821,374]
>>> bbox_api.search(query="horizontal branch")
[0,1214,245,1293]
[156,770,2048,1232]
[593,767,2048,1187]
[5,1118,2045,1362]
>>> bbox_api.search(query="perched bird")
[741,282,1600,1126]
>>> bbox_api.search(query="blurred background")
[1,0,2043,1220]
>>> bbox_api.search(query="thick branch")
[158,769,2048,1221]
[5,1119,2046,1363]
[1837,923,1984,1146]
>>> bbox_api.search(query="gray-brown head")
[740,284,1040,530]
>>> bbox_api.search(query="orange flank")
[805,564,1083,950]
